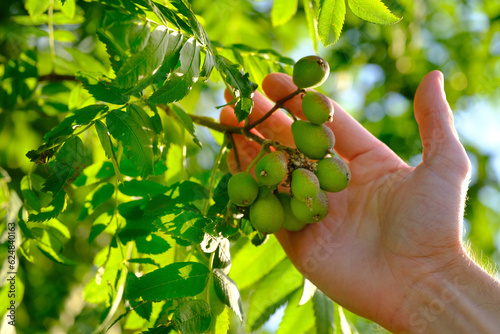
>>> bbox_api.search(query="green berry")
[302,91,334,124]
[290,190,329,223]
[276,192,308,232]
[249,188,284,234]
[291,120,335,160]
[293,55,330,89]
[291,168,320,202]
[255,151,288,186]
[315,157,351,192]
[228,172,259,207]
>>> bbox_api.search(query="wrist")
[396,250,500,333]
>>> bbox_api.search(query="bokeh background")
[0,0,499,333]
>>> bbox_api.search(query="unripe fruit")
[291,168,320,203]
[290,190,329,223]
[302,91,334,124]
[315,157,351,192]
[293,55,330,89]
[291,120,335,160]
[249,188,284,234]
[228,172,259,207]
[276,192,308,232]
[255,151,288,186]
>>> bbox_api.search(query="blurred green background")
[0,0,499,333]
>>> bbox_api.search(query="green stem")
[202,138,229,215]
[48,0,56,62]
[245,146,267,173]
[93,243,133,334]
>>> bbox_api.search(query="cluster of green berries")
[227,56,351,234]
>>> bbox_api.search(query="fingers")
[219,106,262,174]
[262,73,384,162]
[413,71,470,178]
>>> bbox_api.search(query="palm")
[220,71,470,332]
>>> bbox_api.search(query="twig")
[244,88,304,130]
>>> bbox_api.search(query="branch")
[245,88,304,130]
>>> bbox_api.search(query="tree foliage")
[0,0,499,333]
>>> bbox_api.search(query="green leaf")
[313,289,335,334]
[128,262,210,301]
[54,135,85,167]
[159,210,209,244]
[95,120,115,159]
[200,52,215,80]
[29,190,66,222]
[172,300,211,334]
[88,212,112,245]
[127,258,159,266]
[42,136,85,195]
[246,259,303,332]
[21,175,42,211]
[169,104,200,147]
[212,238,231,274]
[42,103,107,148]
[168,0,213,49]
[317,0,346,47]
[230,235,287,290]
[347,0,401,24]
[26,0,50,17]
[148,75,193,105]
[106,109,154,178]
[213,269,243,321]
[303,0,319,53]
[128,104,160,154]
[114,27,182,90]
[135,234,171,254]
[135,0,194,36]
[141,325,173,333]
[127,21,151,53]
[97,29,128,72]
[277,289,315,334]
[34,229,76,265]
[214,56,257,122]
[214,308,230,334]
[147,36,201,104]
[132,300,153,321]
[119,180,168,198]
[272,0,298,27]
[58,0,75,18]
[76,72,130,104]
[90,183,115,209]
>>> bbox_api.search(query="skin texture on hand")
[220,71,500,333]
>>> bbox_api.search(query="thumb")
[414,70,470,178]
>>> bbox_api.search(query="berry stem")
[245,88,304,130]
[245,146,268,172]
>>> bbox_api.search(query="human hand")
[220,71,498,333]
